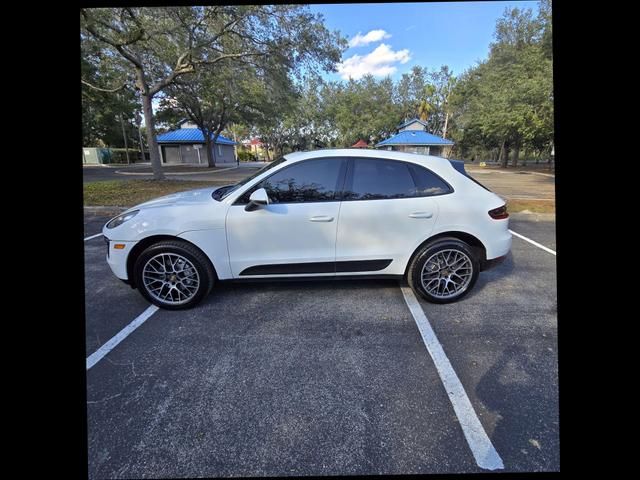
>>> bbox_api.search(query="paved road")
[83,164,265,184]
[83,213,558,477]
[83,166,133,183]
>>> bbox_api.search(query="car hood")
[132,186,221,211]
[105,186,229,241]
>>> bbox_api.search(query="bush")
[237,149,257,162]
[85,147,147,164]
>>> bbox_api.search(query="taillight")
[488,204,509,219]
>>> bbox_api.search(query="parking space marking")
[84,233,103,241]
[509,229,556,255]
[400,287,504,471]
[86,305,159,370]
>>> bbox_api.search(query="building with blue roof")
[376,118,454,157]
[156,120,237,165]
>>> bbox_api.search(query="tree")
[425,66,456,138]
[449,1,553,166]
[160,62,255,167]
[393,65,456,138]
[81,44,139,147]
[81,6,345,178]
[323,75,400,147]
[396,66,428,122]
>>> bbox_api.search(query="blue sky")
[308,1,540,81]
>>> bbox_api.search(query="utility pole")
[120,114,130,164]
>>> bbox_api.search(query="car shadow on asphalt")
[208,277,403,297]
[460,251,516,302]
[475,344,559,471]
[192,254,516,307]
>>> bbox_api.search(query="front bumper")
[104,238,137,281]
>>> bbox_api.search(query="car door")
[335,158,451,275]
[226,158,347,277]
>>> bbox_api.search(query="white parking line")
[84,233,103,241]
[86,305,159,370]
[400,287,504,471]
[509,229,556,256]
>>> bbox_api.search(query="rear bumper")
[485,228,512,260]
[481,227,511,270]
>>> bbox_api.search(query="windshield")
[217,157,288,201]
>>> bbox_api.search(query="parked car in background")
[103,149,511,309]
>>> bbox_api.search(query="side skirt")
[223,274,404,284]
[239,259,393,276]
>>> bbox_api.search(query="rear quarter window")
[407,164,453,196]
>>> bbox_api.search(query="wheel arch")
[404,231,487,277]
[126,235,218,289]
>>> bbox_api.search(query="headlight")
[106,210,139,229]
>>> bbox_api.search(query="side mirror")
[244,188,270,211]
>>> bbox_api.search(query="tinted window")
[345,158,417,200]
[408,164,452,196]
[221,156,288,200]
[237,158,344,204]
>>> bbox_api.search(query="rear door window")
[344,158,417,200]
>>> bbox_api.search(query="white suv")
[103,149,511,309]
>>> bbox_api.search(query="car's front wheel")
[133,240,215,310]
[408,237,480,303]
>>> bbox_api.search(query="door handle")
[409,212,433,219]
[309,215,334,222]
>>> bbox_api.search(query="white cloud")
[348,29,391,47]
[337,43,411,80]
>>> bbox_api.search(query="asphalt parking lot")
[83,208,558,477]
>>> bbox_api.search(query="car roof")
[283,148,455,171]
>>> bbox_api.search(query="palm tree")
[417,99,431,122]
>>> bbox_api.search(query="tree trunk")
[119,114,130,164]
[500,140,508,168]
[442,111,449,139]
[205,135,215,167]
[141,93,164,180]
[512,140,520,168]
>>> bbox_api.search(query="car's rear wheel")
[134,240,215,310]
[408,237,480,304]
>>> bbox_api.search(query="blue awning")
[157,128,236,145]
[377,130,454,147]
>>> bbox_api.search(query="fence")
[83,147,150,164]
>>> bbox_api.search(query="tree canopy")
[450,2,553,165]
[81,5,345,177]
[82,1,553,168]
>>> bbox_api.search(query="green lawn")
[506,198,555,214]
[83,180,215,207]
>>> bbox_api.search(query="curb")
[114,166,238,176]
[84,206,128,214]
[467,168,555,178]
[509,211,555,221]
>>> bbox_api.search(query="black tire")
[133,240,215,310]
[407,237,480,304]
